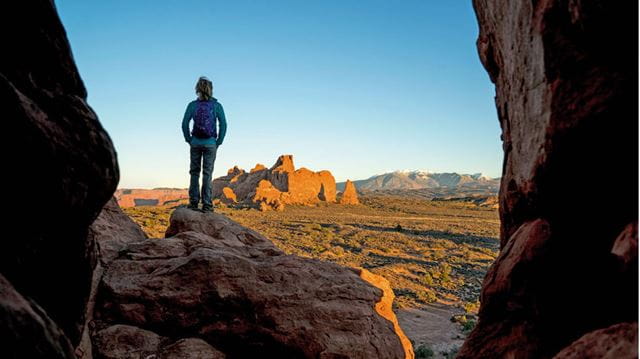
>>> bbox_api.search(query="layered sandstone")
[213,155,337,210]
[339,179,360,205]
[115,188,189,208]
[93,208,413,358]
[459,1,638,358]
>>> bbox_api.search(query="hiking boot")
[202,205,214,213]
[187,202,199,211]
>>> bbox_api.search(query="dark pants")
[189,144,217,207]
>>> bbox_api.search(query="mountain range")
[337,170,500,192]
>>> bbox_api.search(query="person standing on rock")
[182,76,227,212]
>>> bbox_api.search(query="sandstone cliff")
[213,155,337,211]
[459,1,638,358]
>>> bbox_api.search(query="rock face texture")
[115,188,189,208]
[94,208,413,358]
[553,322,638,359]
[0,273,76,359]
[460,1,638,358]
[339,179,360,205]
[76,197,149,359]
[213,155,337,210]
[94,324,226,359]
[1,0,119,349]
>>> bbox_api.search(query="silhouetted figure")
[182,76,227,212]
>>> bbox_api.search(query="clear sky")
[56,0,501,188]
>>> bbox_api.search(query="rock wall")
[213,155,337,210]
[0,0,119,348]
[459,1,638,358]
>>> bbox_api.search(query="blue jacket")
[182,97,227,147]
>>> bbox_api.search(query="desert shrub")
[422,273,434,286]
[444,347,459,359]
[462,319,476,334]
[439,263,452,282]
[414,344,434,358]
[463,300,480,314]
[416,290,437,303]
[332,246,346,256]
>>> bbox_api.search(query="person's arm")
[182,102,193,143]
[216,102,227,146]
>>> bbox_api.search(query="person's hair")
[195,76,213,100]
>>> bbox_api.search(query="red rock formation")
[93,208,413,358]
[251,163,267,173]
[1,0,119,349]
[115,188,189,208]
[339,179,360,205]
[270,154,295,172]
[76,197,148,358]
[213,155,337,210]
[220,187,237,204]
[459,1,638,358]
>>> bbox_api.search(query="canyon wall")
[459,1,638,358]
[0,0,119,350]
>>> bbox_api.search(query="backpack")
[192,99,217,139]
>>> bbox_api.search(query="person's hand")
[185,137,192,144]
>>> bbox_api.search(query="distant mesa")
[338,179,360,205]
[213,155,338,211]
[115,188,188,208]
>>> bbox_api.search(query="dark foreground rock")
[94,324,226,359]
[77,198,149,358]
[0,273,75,359]
[553,322,638,359]
[1,0,119,349]
[460,0,638,358]
[95,208,413,358]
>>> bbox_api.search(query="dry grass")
[123,194,499,310]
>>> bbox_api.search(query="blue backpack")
[192,99,217,139]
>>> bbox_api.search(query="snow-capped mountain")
[337,170,500,191]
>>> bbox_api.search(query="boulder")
[459,0,638,358]
[95,208,413,358]
[339,179,360,205]
[88,197,149,264]
[94,324,226,359]
[77,197,148,358]
[1,0,119,345]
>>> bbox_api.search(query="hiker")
[182,76,227,212]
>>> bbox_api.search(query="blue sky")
[57,0,501,188]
